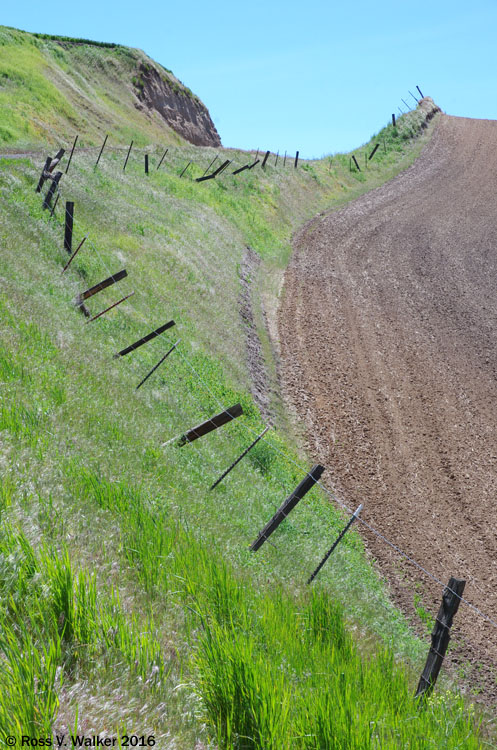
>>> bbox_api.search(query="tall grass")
[0,497,171,740]
[0,104,486,745]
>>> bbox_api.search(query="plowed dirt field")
[279,114,497,695]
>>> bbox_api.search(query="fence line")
[41,144,497,638]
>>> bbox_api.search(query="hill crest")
[0,25,221,148]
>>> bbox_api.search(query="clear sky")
[3,1,497,158]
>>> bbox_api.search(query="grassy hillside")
[0,100,487,746]
[0,25,219,149]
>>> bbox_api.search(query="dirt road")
[279,114,497,693]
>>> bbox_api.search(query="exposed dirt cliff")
[0,26,221,148]
[134,61,221,147]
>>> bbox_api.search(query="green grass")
[0,25,199,149]
[0,101,489,746]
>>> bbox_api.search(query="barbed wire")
[41,151,497,636]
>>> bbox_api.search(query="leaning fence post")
[135,339,181,390]
[123,140,133,171]
[64,201,74,254]
[283,150,287,166]
[50,193,60,218]
[36,157,52,193]
[49,149,65,173]
[294,150,299,168]
[415,577,466,700]
[114,320,176,358]
[202,155,218,176]
[416,85,424,99]
[157,148,168,170]
[210,426,270,490]
[66,135,78,174]
[274,150,279,166]
[95,134,108,167]
[401,98,412,111]
[86,291,135,323]
[307,505,362,584]
[261,150,270,168]
[351,155,361,172]
[409,90,419,104]
[392,114,396,127]
[179,161,192,178]
[75,269,128,311]
[42,172,62,210]
[165,404,244,447]
[62,234,88,273]
[196,160,230,182]
[250,464,324,551]
[369,143,380,161]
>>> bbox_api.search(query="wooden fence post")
[392,114,396,127]
[261,150,270,168]
[48,149,65,172]
[145,154,149,174]
[75,269,128,306]
[283,150,287,166]
[402,98,412,111]
[274,150,279,166]
[294,150,299,168]
[250,464,324,551]
[415,577,466,700]
[36,157,52,193]
[169,403,244,447]
[369,143,380,161]
[409,90,419,104]
[64,201,74,254]
[416,85,424,99]
[196,159,230,182]
[114,320,176,358]
[42,172,62,210]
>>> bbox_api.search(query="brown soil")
[135,63,221,148]
[278,114,497,698]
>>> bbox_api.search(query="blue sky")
[3,1,497,157]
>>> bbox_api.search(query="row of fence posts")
[392,85,424,126]
[64,133,301,181]
[32,136,465,702]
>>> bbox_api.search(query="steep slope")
[1,96,486,741]
[0,25,221,148]
[279,112,497,696]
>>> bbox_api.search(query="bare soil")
[278,114,497,698]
